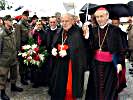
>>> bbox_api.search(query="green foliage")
[28,38,35,45]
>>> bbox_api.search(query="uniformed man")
[18,11,30,85]
[3,15,23,92]
[0,15,23,100]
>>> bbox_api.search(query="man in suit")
[112,17,127,93]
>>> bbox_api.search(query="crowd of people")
[0,6,133,100]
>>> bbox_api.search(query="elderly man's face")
[61,14,73,31]
[95,10,109,26]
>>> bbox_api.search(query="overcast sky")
[5,0,132,17]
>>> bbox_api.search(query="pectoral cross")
[99,48,102,51]
[60,45,64,51]
[98,48,102,53]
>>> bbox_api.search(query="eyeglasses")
[50,21,56,23]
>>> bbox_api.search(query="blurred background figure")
[74,15,83,28]
[41,17,49,30]
[111,17,128,93]
[127,17,133,61]
[127,17,133,76]
[0,17,3,27]
[55,12,62,28]
[30,15,38,28]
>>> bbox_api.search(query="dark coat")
[45,27,61,52]
[50,25,87,98]
[85,24,123,100]
[91,24,123,53]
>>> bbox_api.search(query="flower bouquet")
[18,38,48,67]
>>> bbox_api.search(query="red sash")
[94,50,112,62]
[65,60,76,100]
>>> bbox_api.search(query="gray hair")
[61,13,74,20]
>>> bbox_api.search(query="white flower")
[27,56,32,60]
[39,54,44,61]
[59,50,67,57]
[31,44,38,49]
[36,61,40,66]
[18,43,48,67]
[27,49,32,55]
[30,59,34,64]
[24,59,29,66]
[18,52,22,56]
[22,52,27,57]
[31,60,40,66]
[52,48,57,56]
[22,45,31,50]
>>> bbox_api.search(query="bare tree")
[0,0,12,10]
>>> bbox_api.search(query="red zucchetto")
[94,6,109,16]
[96,7,107,11]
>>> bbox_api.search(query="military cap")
[41,17,48,21]
[22,10,29,16]
[3,15,12,21]
[31,15,38,20]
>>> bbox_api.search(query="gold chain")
[61,31,67,50]
[98,25,109,51]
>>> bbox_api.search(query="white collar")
[50,26,57,31]
[99,23,108,29]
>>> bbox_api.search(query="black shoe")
[1,92,10,100]
[11,85,23,92]
[21,79,28,85]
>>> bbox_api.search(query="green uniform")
[18,19,30,81]
[0,27,16,89]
